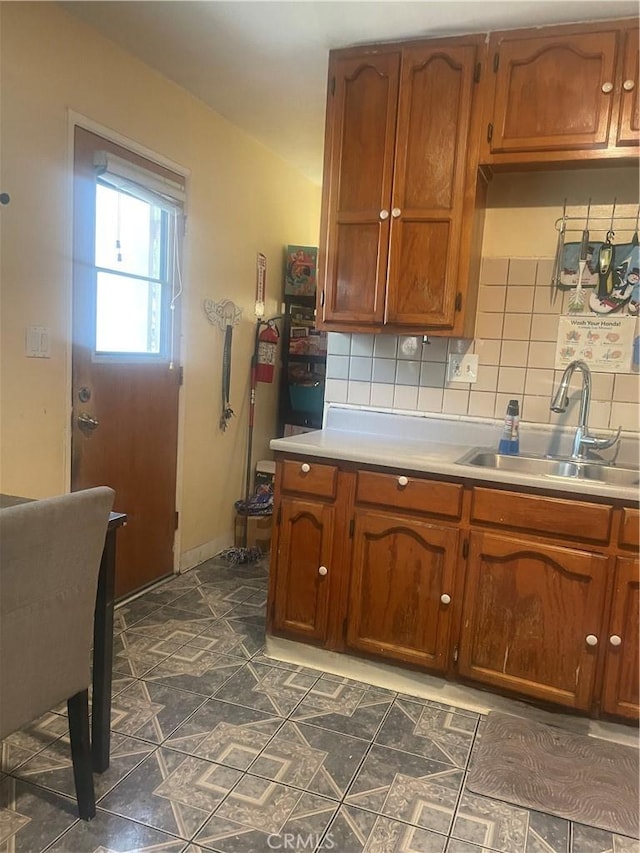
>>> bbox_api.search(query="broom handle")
[242,321,261,547]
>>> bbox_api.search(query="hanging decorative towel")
[203,299,243,432]
[589,244,639,314]
[559,241,602,288]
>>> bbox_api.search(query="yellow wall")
[0,2,321,562]
[483,169,639,257]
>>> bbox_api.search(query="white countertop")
[271,406,640,502]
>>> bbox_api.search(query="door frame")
[65,110,190,571]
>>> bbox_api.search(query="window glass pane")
[96,272,162,354]
[95,184,162,279]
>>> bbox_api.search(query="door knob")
[397,476,409,488]
[601,82,614,93]
[380,209,389,220]
[585,634,598,646]
[301,463,310,473]
[609,635,622,646]
[77,413,99,430]
[440,594,451,605]
[623,79,635,91]
[318,565,328,576]
[391,207,401,218]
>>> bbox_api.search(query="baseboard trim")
[179,532,233,572]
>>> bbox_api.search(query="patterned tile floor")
[1,555,638,853]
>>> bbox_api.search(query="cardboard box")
[234,512,272,553]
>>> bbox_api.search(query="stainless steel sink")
[456,449,640,488]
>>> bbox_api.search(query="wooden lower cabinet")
[457,531,609,710]
[345,509,458,671]
[269,455,639,722]
[601,556,640,719]
[270,495,335,644]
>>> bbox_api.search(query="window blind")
[93,151,186,212]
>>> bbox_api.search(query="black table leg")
[91,526,117,773]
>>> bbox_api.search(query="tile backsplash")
[324,257,640,433]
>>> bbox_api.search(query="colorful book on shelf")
[284,245,317,295]
[289,332,327,356]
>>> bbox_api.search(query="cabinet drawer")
[471,487,612,544]
[620,508,640,549]
[281,459,338,499]
[356,471,463,518]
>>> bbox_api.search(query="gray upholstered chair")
[0,487,115,819]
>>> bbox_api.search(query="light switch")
[447,353,478,383]
[25,326,50,358]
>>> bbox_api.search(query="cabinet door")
[386,43,478,327]
[489,30,618,154]
[321,53,400,326]
[271,496,334,644]
[617,26,640,146]
[458,532,608,710]
[601,556,639,720]
[346,509,458,671]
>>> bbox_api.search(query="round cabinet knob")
[585,634,598,647]
[397,475,409,488]
[623,79,636,91]
[609,634,622,646]
[380,209,389,220]
[601,81,614,94]
[318,565,328,576]
[391,207,401,218]
[300,463,310,474]
[440,594,451,605]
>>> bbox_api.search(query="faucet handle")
[584,425,622,452]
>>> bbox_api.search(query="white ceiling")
[62,0,638,183]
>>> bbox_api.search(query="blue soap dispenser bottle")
[498,399,520,455]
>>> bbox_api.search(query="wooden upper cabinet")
[481,21,639,164]
[321,53,400,326]
[617,23,640,145]
[386,44,478,327]
[318,37,483,335]
[489,30,617,153]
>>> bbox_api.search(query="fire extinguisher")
[255,320,279,383]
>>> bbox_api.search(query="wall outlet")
[447,353,478,383]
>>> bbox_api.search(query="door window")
[95,184,168,355]
[91,152,184,362]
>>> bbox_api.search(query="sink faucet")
[550,359,621,460]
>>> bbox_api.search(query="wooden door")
[320,52,400,326]
[617,25,640,145]
[346,509,458,671]
[457,532,608,710]
[601,556,639,719]
[385,43,478,328]
[271,496,334,643]
[488,30,618,154]
[72,128,182,599]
